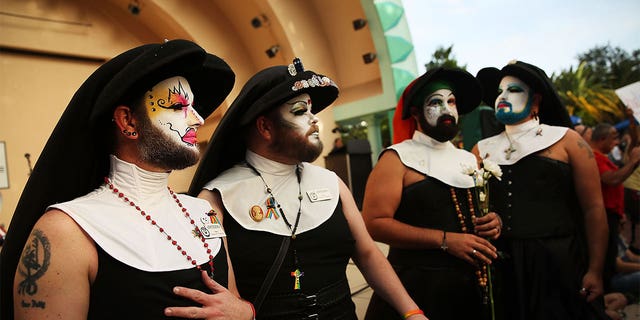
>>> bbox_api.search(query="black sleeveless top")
[489,155,581,239]
[88,245,229,320]
[487,156,601,320]
[388,177,478,269]
[226,200,357,319]
[366,177,488,320]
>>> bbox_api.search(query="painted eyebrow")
[286,100,308,104]
[426,93,445,100]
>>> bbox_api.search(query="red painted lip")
[182,129,197,145]
[497,102,510,109]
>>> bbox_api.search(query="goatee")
[136,115,200,170]
[272,120,323,163]
[420,114,458,142]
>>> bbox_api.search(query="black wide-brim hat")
[189,58,338,195]
[400,66,482,119]
[476,60,572,127]
[0,39,235,319]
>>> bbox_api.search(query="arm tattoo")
[17,229,50,309]
[577,140,594,158]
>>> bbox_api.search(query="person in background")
[610,214,640,298]
[621,108,640,262]
[604,292,629,320]
[472,60,609,319]
[184,58,428,319]
[589,122,640,294]
[2,40,254,320]
[361,67,501,320]
[574,124,593,143]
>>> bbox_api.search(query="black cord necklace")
[246,161,305,290]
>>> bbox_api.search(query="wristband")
[403,309,424,319]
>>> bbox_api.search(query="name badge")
[306,188,332,202]
[199,216,226,239]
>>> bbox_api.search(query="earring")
[122,129,136,136]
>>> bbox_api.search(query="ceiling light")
[352,19,368,31]
[362,52,377,64]
[266,45,280,58]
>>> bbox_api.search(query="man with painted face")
[472,61,609,319]
[362,67,502,320]
[186,58,428,320]
[2,40,256,320]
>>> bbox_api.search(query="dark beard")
[271,116,323,163]
[136,113,200,170]
[419,114,459,142]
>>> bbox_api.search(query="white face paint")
[495,75,533,124]
[422,88,458,126]
[271,93,322,163]
[145,76,204,148]
[278,93,320,144]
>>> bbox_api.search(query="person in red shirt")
[589,122,640,291]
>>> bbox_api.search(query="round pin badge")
[250,205,264,222]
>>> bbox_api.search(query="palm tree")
[553,62,624,126]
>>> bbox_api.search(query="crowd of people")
[0,39,637,320]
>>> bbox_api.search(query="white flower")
[482,159,502,181]
[475,171,486,187]
[460,163,477,176]
[479,191,486,202]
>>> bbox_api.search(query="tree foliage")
[552,44,640,126]
[577,44,640,89]
[424,45,467,71]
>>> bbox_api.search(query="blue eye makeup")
[507,85,524,93]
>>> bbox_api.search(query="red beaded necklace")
[449,188,488,291]
[104,177,215,277]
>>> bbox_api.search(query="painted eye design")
[169,103,187,110]
[507,85,524,93]
[427,98,443,107]
[287,100,310,115]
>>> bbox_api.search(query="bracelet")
[403,309,425,319]
[244,300,256,320]
[440,231,448,252]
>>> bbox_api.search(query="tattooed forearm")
[577,140,594,158]
[17,229,50,309]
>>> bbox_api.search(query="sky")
[402,0,640,77]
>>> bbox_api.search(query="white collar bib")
[205,150,339,236]
[49,155,222,271]
[477,120,568,165]
[388,131,477,188]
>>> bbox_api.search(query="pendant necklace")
[503,125,542,160]
[104,177,215,278]
[246,162,305,290]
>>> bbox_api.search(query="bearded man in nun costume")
[186,58,428,320]
[361,67,502,320]
[471,60,609,319]
[1,39,257,320]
